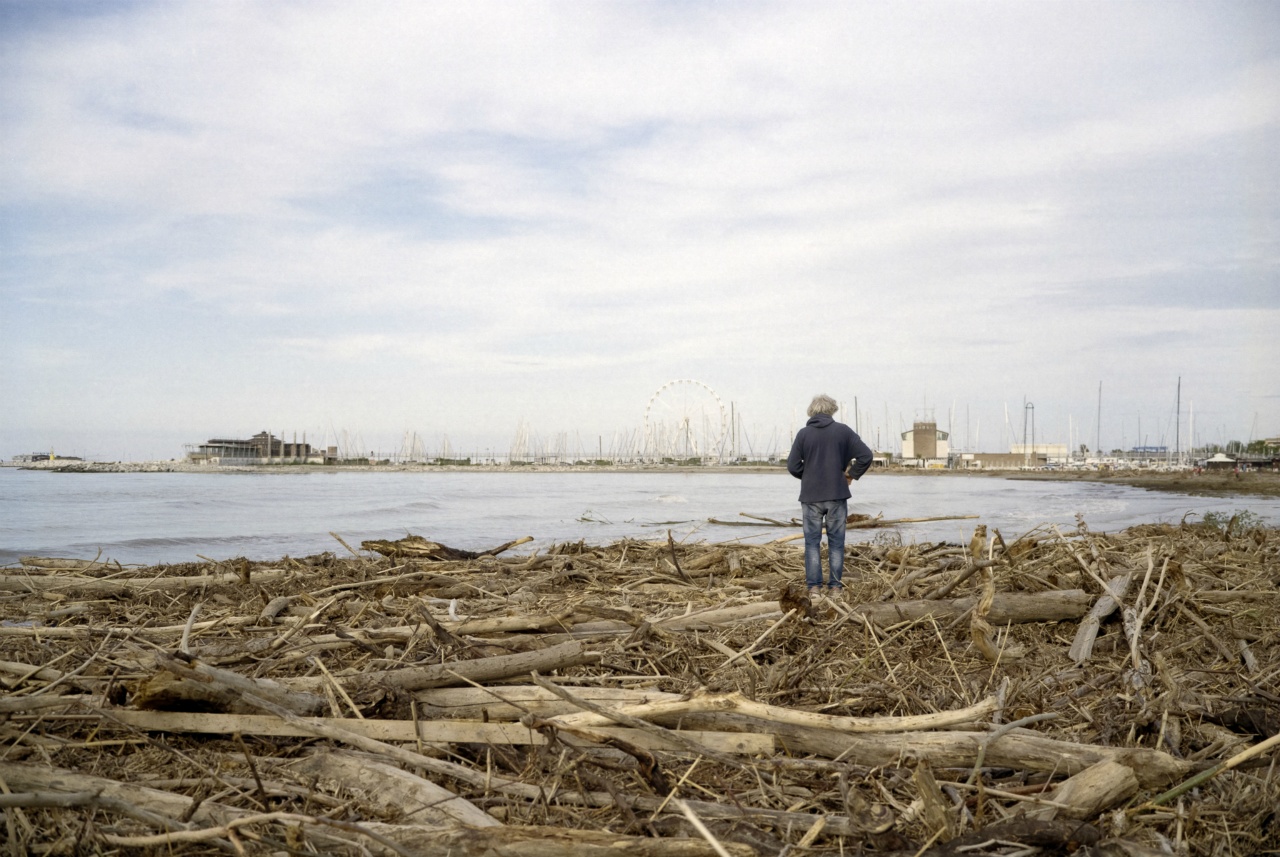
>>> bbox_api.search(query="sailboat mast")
[1096,380,1102,459]
[1175,376,1181,466]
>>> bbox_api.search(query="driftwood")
[360,534,533,559]
[1069,572,1133,663]
[284,749,500,827]
[547,689,998,734]
[852,589,1093,625]
[103,709,773,754]
[4,518,1278,856]
[301,639,603,693]
[1022,759,1139,820]
[152,652,328,714]
[0,567,289,594]
[414,685,687,720]
[0,760,748,856]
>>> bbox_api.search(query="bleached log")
[447,610,575,635]
[1022,759,1139,820]
[414,686,686,720]
[1069,574,1132,664]
[19,557,112,571]
[653,716,1188,788]
[0,694,95,714]
[0,616,260,640]
[286,749,500,828]
[0,761,473,856]
[0,761,249,829]
[0,568,289,594]
[0,659,70,684]
[549,689,997,734]
[655,602,781,630]
[101,709,773,754]
[853,590,1094,626]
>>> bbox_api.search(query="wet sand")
[998,467,1280,499]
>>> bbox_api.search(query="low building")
[1200,452,1236,470]
[187,432,335,465]
[955,451,1047,470]
[1011,443,1070,465]
[12,452,83,463]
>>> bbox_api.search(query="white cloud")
[2,0,1277,457]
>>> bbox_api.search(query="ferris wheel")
[643,379,728,461]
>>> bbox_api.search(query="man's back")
[787,414,872,502]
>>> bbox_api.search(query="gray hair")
[807,394,839,417]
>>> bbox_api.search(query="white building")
[901,421,949,467]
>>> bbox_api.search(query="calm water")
[3,468,1277,566]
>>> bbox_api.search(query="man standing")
[787,394,874,598]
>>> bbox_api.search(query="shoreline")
[8,458,1279,498]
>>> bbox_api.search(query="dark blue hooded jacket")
[787,414,874,503]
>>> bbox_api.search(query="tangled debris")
[1,516,1277,856]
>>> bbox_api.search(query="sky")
[2,0,1277,462]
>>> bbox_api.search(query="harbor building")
[186,432,336,465]
[899,421,950,467]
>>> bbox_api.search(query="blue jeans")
[802,499,847,589]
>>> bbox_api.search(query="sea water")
[2,467,1277,566]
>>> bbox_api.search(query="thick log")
[449,610,575,635]
[1022,759,1139,820]
[286,749,500,828]
[0,761,249,829]
[652,716,1188,788]
[156,653,327,715]
[853,590,1094,626]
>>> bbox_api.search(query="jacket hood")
[806,414,836,429]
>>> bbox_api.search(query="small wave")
[654,494,688,504]
[105,534,267,549]
[366,500,443,514]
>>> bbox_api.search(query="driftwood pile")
[1,516,1277,856]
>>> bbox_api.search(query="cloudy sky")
[2,0,1277,461]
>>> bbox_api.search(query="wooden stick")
[1141,730,1280,809]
